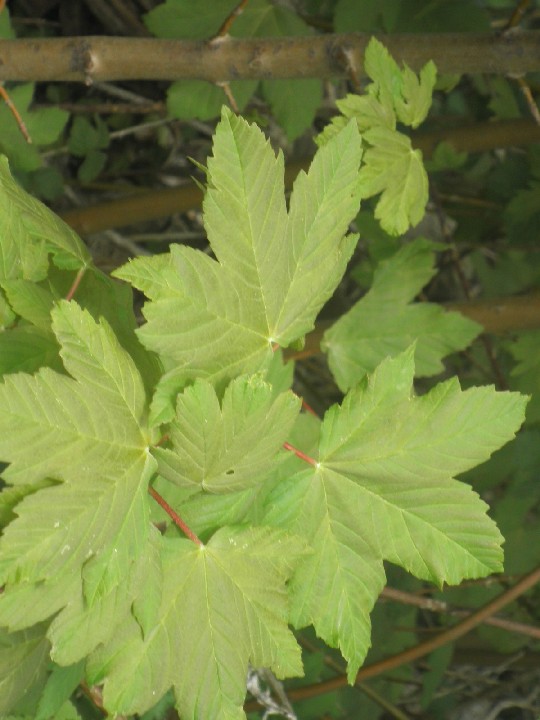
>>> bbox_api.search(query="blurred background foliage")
[2,1,540,718]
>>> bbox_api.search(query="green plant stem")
[148,486,203,546]
[259,565,540,707]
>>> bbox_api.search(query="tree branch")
[0,31,540,83]
[58,118,540,237]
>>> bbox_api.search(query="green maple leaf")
[363,37,436,128]
[0,301,156,658]
[115,108,361,422]
[87,527,305,719]
[154,376,300,493]
[323,239,482,391]
[317,38,434,235]
[395,61,437,128]
[358,126,428,235]
[264,348,528,679]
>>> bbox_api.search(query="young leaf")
[322,239,482,391]
[358,126,428,235]
[316,38,434,234]
[0,302,157,665]
[153,376,300,493]
[115,109,361,419]
[364,37,436,128]
[88,527,305,718]
[264,348,528,679]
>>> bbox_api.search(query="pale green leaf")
[0,303,160,667]
[0,302,148,485]
[154,376,300,492]
[274,123,360,344]
[48,525,156,664]
[358,126,429,235]
[395,61,437,128]
[0,156,90,279]
[89,528,305,718]
[363,36,403,115]
[2,279,55,330]
[114,110,361,416]
[264,349,527,678]
[363,38,436,128]
[151,475,256,536]
[52,300,146,423]
[0,574,79,633]
[323,240,482,391]
[116,245,273,403]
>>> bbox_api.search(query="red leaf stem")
[301,399,318,417]
[283,441,319,467]
[65,266,87,301]
[148,485,203,546]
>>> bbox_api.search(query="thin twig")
[514,74,540,125]
[339,46,362,93]
[148,485,203,546]
[382,585,540,641]
[216,81,239,113]
[502,0,531,32]
[211,0,250,41]
[0,85,32,142]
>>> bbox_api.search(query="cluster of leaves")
[0,30,532,720]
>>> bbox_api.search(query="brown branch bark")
[1,31,540,83]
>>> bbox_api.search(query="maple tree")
[0,37,530,720]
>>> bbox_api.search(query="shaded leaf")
[323,239,481,390]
